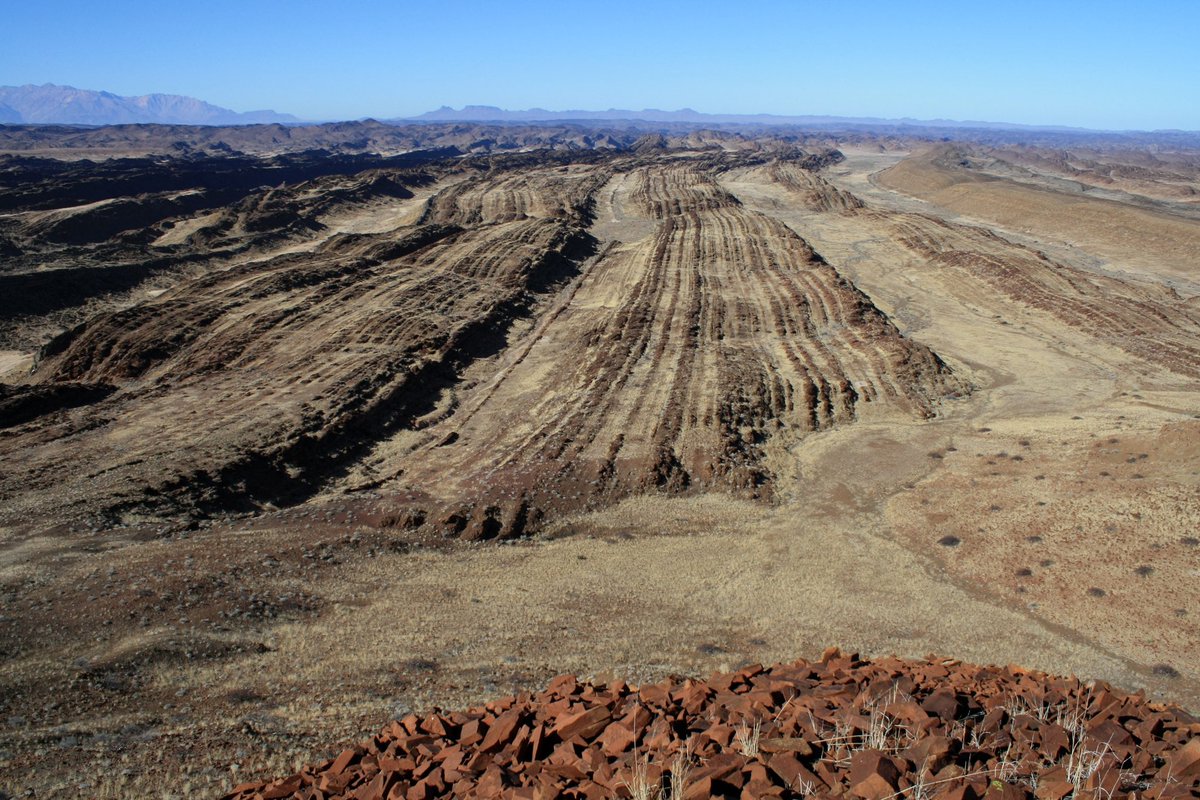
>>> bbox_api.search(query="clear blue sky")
[2,0,1198,130]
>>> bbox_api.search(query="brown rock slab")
[759,736,815,756]
[331,747,361,775]
[852,772,901,800]
[1165,735,1200,779]
[552,706,613,742]
[261,775,304,799]
[904,734,956,773]
[935,783,981,800]
[849,749,903,790]
[480,709,525,752]
[922,689,963,721]
[596,720,638,756]
[1035,779,1075,800]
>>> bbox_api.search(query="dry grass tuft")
[735,718,763,758]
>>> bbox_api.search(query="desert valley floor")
[0,125,1197,797]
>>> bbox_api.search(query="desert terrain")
[0,123,1197,798]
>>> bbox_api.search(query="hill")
[0,126,1197,796]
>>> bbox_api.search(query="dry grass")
[622,752,660,800]
[667,740,697,800]
[1065,739,1113,798]
[619,739,696,800]
[735,719,763,758]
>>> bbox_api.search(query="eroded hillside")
[0,146,963,540]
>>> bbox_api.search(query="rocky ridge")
[0,145,965,539]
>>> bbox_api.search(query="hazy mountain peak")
[0,83,299,126]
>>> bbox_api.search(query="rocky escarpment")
[883,212,1200,379]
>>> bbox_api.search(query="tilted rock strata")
[225,651,1200,800]
[882,211,1200,379]
[390,162,962,538]
[0,150,964,534]
[764,161,865,213]
[5,217,590,519]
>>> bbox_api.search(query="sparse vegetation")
[735,718,763,758]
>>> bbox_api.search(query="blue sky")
[2,0,1198,130]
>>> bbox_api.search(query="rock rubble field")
[224,651,1200,800]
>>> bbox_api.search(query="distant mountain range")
[406,105,1096,133]
[0,84,299,126]
[0,88,1184,135]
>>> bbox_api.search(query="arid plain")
[0,125,1197,796]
